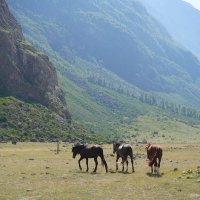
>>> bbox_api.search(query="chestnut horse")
[146,143,163,174]
[113,142,135,173]
[72,144,108,173]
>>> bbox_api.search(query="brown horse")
[113,142,135,173]
[72,144,108,173]
[146,143,163,174]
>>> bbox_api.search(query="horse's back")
[81,145,103,158]
[147,144,163,160]
[118,144,132,149]
[124,144,132,148]
[148,145,162,152]
[118,144,133,157]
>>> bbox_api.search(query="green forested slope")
[7,0,200,101]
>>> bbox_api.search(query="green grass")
[1,94,200,143]
[119,114,200,143]
[0,143,200,200]
[0,96,106,142]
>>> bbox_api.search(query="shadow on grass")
[117,171,130,175]
[109,170,135,175]
[146,172,163,178]
[75,170,91,174]
[73,170,134,175]
[74,170,100,175]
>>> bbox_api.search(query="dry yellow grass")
[0,143,200,200]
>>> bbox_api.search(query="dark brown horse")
[72,144,108,173]
[146,143,163,174]
[113,142,135,173]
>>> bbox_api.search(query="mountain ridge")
[142,0,200,60]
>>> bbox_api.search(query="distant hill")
[142,0,200,60]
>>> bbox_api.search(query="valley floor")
[0,143,200,200]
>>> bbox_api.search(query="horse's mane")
[73,143,87,148]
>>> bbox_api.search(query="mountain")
[3,0,200,143]
[141,0,200,60]
[7,0,200,108]
[0,0,70,119]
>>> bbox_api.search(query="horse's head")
[72,146,78,159]
[145,143,151,151]
[72,143,85,158]
[113,142,121,154]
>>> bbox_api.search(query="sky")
[183,0,200,10]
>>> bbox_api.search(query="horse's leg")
[151,165,153,174]
[122,158,125,172]
[99,153,108,173]
[130,154,135,173]
[78,157,84,171]
[154,159,158,174]
[93,157,98,173]
[126,160,129,172]
[116,155,120,172]
[157,156,162,175]
[86,158,89,172]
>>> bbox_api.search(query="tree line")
[88,76,200,120]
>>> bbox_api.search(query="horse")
[146,143,163,174]
[72,144,108,173]
[113,142,135,173]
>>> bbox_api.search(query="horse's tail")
[149,147,162,166]
[100,148,108,173]
[129,146,135,172]
[128,146,134,159]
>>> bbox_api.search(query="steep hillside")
[0,96,103,142]
[0,0,70,118]
[7,0,200,109]
[142,0,200,60]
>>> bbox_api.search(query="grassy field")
[0,143,200,200]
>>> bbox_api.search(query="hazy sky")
[183,0,200,10]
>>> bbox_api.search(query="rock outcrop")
[0,0,70,118]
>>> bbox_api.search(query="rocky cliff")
[0,0,70,118]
